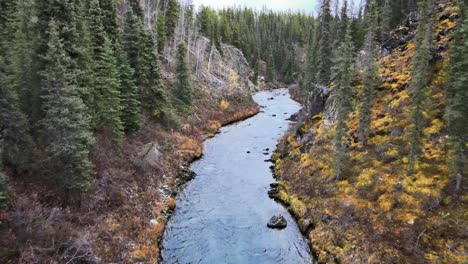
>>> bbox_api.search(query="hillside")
[0,1,259,263]
[272,1,466,263]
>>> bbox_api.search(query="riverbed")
[161,89,313,263]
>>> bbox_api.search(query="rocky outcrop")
[267,215,287,229]
[134,143,162,172]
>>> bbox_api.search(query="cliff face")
[273,2,466,263]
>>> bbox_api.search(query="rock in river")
[267,215,287,229]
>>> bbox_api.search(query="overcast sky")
[191,0,365,14]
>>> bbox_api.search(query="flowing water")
[161,89,313,264]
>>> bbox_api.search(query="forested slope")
[273,0,467,263]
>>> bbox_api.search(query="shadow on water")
[161,89,313,264]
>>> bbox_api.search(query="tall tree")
[92,37,124,142]
[358,0,380,145]
[0,0,36,172]
[302,21,318,95]
[316,0,333,86]
[40,19,94,196]
[174,42,192,106]
[332,27,355,180]
[445,3,467,191]
[407,0,432,176]
[116,43,141,134]
[138,27,174,123]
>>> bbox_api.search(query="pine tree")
[87,0,124,141]
[174,42,192,106]
[0,66,35,173]
[165,0,180,40]
[87,0,106,56]
[99,0,118,44]
[358,0,380,145]
[445,4,467,191]
[138,27,174,123]
[0,0,35,173]
[407,0,432,176]
[116,43,141,134]
[316,0,333,86]
[40,19,94,195]
[380,0,392,42]
[92,37,124,142]
[123,8,140,72]
[302,21,318,95]
[156,13,168,54]
[267,48,276,82]
[332,27,355,181]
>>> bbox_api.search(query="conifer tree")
[316,0,333,86]
[267,48,276,82]
[407,0,432,176]
[302,21,318,95]
[156,13,168,54]
[358,0,380,145]
[174,42,193,106]
[0,0,35,172]
[40,19,93,195]
[332,27,355,180]
[99,0,118,44]
[123,8,140,72]
[165,0,180,40]
[91,37,124,142]
[116,43,141,133]
[445,4,467,191]
[0,66,35,173]
[380,0,392,42]
[138,27,174,123]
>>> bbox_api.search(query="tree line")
[0,0,192,204]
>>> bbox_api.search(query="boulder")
[267,215,287,229]
[135,143,162,171]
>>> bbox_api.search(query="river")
[161,88,313,264]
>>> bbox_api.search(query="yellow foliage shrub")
[290,197,307,218]
[220,99,230,110]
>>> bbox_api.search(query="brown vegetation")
[0,83,258,263]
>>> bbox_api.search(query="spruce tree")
[116,43,141,134]
[358,0,380,145]
[445,4,467,191]
[0,0,35,172]
[302,21,318,95]
[156,13,168,54]
[267,48,276,82]
[91,37,124,142]
[332,27,355,181]
[0,65,35,173]
[123,8,140,72]
[407,0,432,176]
[99,0,118,44]
[138,27,174,123]
[174,42,193,106]
[40,19,93,195]
[316,0,333,86]
[380,0,392,42]
[165,0,180,40]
